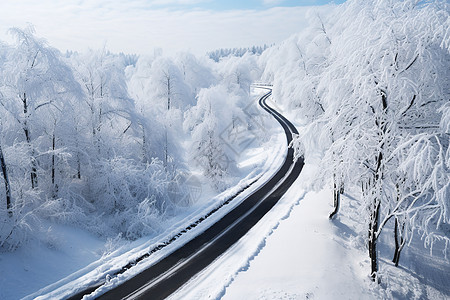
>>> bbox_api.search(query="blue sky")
[0,0,346,55]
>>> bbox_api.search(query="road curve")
[71,88,304,300]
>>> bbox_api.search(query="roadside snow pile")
[222,185,373,300]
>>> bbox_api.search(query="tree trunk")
[77,153,81,179]
[369,148,384,281]
[164,127,168,168]
[0,144,12,217]
[368,88,388,281]
[368,198,381,281]
[96,107,102,155]
[30,154,38,188]
[167,76,171,111]
[392,217,405,267]
[329,175,340,219]
[22,92,38,189]
[393,217,400,265]
[51,132,58,198]
[51,133,55,186]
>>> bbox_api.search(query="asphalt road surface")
[70,87,304,300]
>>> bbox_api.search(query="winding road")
[70,87,304,300]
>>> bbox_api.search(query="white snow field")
[0,224,105,300]
[220,183,450,300]
[222,186,370,300]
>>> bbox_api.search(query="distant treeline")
[208,44,272,62]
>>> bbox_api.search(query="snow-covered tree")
[0,26,86,249]
[184,85,232,190]
[281,0,449,279]
[217,53,259,94]
[0,26,79,189]
[127,56,193,169]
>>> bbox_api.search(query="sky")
[0,0,346,56]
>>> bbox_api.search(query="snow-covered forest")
[0,26,265,249]
[263,0,449,281]
[0,0,449,297]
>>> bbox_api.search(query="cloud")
[262,0,285,6]
[149,0,210,5]
[0,0,333,55]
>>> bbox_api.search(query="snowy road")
[71,88,304,300]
